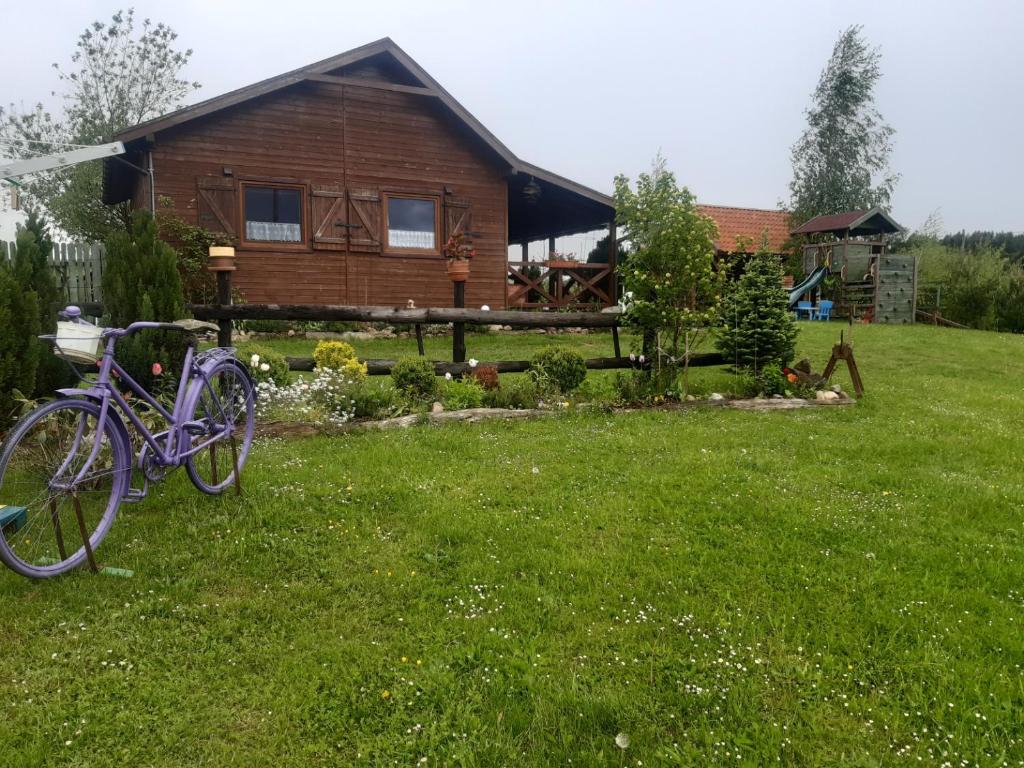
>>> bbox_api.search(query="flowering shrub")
[530,346,587,394]
[245,345,289,385]
[313,340,362,373]
[255,368,357,426]
[470,364,500,390]
[391,357,436,400]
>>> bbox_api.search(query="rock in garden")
[815,390,840,402]
[830,384,842,393]
[709,393,726,402]
[487,324,504,332]
[431,401,444,414]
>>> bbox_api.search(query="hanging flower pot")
[446,259,470,283]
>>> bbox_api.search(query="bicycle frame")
[64,325,235,487]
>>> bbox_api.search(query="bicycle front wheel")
[0,399,131,578]
[184,360,255,494]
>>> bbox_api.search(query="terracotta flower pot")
[446,259,470,282]
[208,246,237,272]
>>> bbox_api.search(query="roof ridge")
[698,203,790,214]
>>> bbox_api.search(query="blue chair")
[815,300,834,321]
[795,300,813,320]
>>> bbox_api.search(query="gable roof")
[111,37,612,209]
[698,204,790,253]
[790,207,904,237]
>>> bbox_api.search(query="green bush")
[484,375,541,410]
[244,345,290,385]
[613,366,681,405]
[716,251,797,374]
[102,211,187,391]
[441,378,485,410]
[313,340,358,370]
[756,366,788,397]
[530,346,587,393]
[390,357,436,400]
[351,382,403,420]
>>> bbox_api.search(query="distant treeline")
[940,231,1024,262]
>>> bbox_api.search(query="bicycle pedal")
[123,488,147,503]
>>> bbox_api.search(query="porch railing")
[506,259,614,310]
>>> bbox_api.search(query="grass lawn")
[2,322,1023,766]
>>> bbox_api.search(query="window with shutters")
[383,194,440,255]
[240,182,305,246]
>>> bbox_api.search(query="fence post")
[452,281,466,363]
[208,247,236,347]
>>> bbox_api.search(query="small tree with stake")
[614,155,720,364]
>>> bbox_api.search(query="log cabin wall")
[143,61,508,308]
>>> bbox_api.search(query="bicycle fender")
[55,387,106,399]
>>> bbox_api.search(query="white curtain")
[246,221,301,242]
[389,229,435,249]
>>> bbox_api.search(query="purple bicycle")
[0,306,255,579]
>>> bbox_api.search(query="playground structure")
[789,208,917,324]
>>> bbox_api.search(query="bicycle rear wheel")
[0,399,131,578]
[185,360,255,494]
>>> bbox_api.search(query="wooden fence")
[0,240,104,305]
[188,302,725,374]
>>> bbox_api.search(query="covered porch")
[505,165,617,310]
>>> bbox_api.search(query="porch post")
[607,222,617,303]
[547,236,557,306]
[520,242,528,263]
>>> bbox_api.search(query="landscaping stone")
[816,389,840,402]
[709,393,726,402]
[431,401,444,414]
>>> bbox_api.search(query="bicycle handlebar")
[59,306,196,340]
[102,322,193,339]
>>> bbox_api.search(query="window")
[243,184,303,243]
[385,194,439,253]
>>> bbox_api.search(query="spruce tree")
[101,211,186,390]
[14,214,74,396]
[0,256,40,428]
[716,252,797,374]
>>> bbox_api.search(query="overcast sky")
[3,0,1022,236]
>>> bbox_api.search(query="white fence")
[0,240,104,305]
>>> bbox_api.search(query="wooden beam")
[191,303,623,328]
[286,353,724,375]
[304,73,437,97]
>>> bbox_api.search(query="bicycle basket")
[54,320,104,364]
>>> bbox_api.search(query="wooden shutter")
[348,189,381,253]
[196,177,237,236]
[311,185,347,251]
[444,198,472,241]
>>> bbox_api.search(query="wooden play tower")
[791,208,916,324]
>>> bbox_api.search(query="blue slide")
[788,266,829,309]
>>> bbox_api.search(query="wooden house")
[103,38,616,309]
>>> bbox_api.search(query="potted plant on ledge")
[444,232,475,282]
